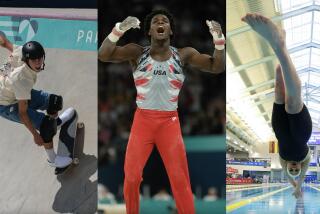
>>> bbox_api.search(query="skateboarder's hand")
[33,132,44,146]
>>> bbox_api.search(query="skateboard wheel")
[73,158,80,165]
[77,122,84,128]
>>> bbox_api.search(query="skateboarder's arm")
[0,34,13,52]
[18,100,44,146]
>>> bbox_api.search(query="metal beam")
[308,95,320,102]
[308,90,320,95]
[288,42,320,53]
[229,94,274,106]
[308,96,320,104]
[253,96,274,106]
[227,4,320,38]
[226,130,248,151]
[229,55,275,73]
[298,67,320,74]
[308,108,320,114]
[226,121,256,145]
[229,44,320,74]
[234,69,320,96]
[306,79,320,94]
[308,93,320,97]
[229,88,274,102]
[239,79,274,94]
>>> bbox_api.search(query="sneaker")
[57,107,76,130]
[48,156,72,168]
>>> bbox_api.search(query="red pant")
[124,108,195,214]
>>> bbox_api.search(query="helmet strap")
[25,55,45,71]
[41,62,45,70]
[25,59,33,70]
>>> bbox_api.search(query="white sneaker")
[57,107,76,130]
[48,156,72,168]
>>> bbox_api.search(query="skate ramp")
[0,8,97,213]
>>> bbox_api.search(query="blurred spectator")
[98,183,116,204]
[153,188,172,201]
[203,187,219,201]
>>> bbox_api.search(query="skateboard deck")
[55,110,83,175]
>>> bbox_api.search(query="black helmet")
[22,41,45,61]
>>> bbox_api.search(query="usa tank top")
[133,46,185,111]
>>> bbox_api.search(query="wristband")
[107,23,125,43]
[212,32,225,50]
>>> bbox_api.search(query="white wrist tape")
[212,32,225,50]
[107,23,125,43]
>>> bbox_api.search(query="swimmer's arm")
[179,47,225,74]
[296,156,311,189]
[280,158,297,187]
[98,40,143,63]
[0,34,13,52]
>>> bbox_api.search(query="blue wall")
[0,15,97,51]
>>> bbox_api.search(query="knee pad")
[40,115,57,143]
[47,94,63,115]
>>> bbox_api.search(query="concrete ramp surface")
[0,8,97,213]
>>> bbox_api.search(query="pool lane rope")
[227,185,292,212]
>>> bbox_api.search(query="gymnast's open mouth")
[157,26,165,34]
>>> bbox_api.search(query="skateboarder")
[0,34,75,168]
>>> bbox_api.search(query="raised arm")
[279,157,297,187]
[0,33,13,52]
[280,155,311,199]
[293,155,310,198]
[98,16,144,63]
[179,20,225,74]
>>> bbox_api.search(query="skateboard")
[55,110,84,175]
